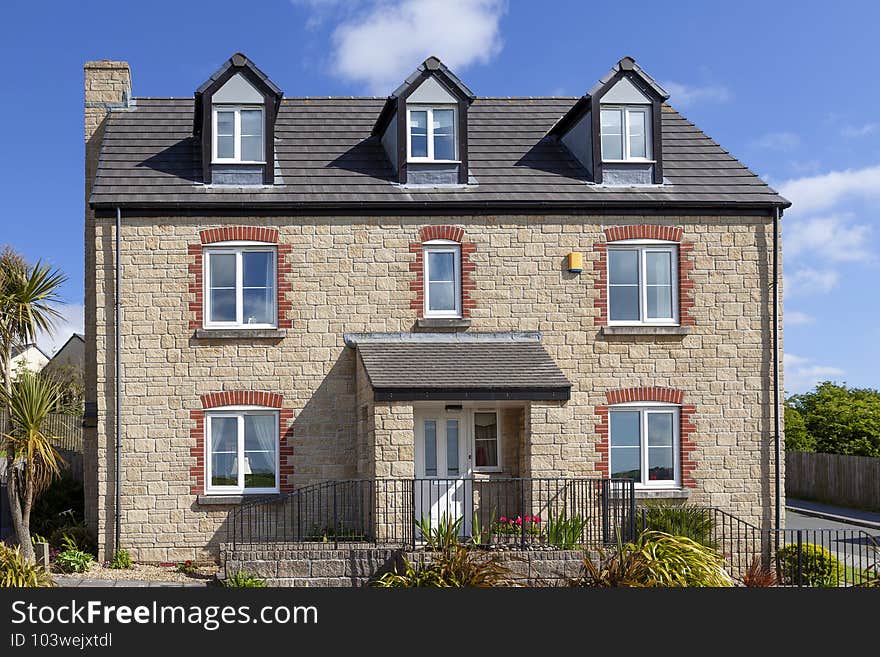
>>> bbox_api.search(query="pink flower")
[499,516,507,523]
[532,516,541,523]
[515,516,523,526]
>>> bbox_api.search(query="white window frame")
[203,243,277,329]
[204,407,280,495]
[472,408,502,473]
[600,105,652,162]
[422,240,462,318]
[406,105,459,163]
[608,403,680,489]
[212,105,265,164]
[607,240,678,326]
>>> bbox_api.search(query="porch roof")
[355,336,571,401]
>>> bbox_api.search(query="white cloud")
[784,214,874,263]
[785,311,814,326]
[778,164,880,215]
[303,0,507,93]
[785,268,840,296]
[841,123,878,138]
[661,81,731,108]
[34,303,83,356]
[751,131,800,151]
[784,353,844,394]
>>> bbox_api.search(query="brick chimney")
[83,60,130,554]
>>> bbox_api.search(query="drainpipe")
[772,206,782,530]
[115,207,122,552]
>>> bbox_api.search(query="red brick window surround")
[409,225,476,318]
[593,225,695,327]
[190,391,294,495]
[594,387,696,489]
[188,226,292,329]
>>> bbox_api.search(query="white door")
[414,409,472,538]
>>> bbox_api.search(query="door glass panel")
[423,420,437,477]
[610,410,641,482]
[474,412,498,468]
[210,417,238,487]
[446,420,459,476]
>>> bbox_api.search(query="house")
[44,333,85,373]
[9,343,49,380]
[83,53,789,562]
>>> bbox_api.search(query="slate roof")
[90,96,789,210]
[356,341,571,392]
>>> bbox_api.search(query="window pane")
[609,250,639,285]
[647,413,674,481]
[210,417,238,487]
[216,111,234,136]
[240,110,262,136]
[217,135,234,159]
[446,420,459,477]
[243,251,273,288]
[424,420,437,477]
[210,253,236,287]
[610,447,641,482]
[646,252,671,285]
[210,289,236,322]
[474,412,498,468]
[240,135,262,161]
[609,286,640,321]
[647,413,673,447]
[610,411,641,447]
[601,108,623,160]
[646,285,672,319]
[628,109,647,158]
[427,251,455,282]
[244,415,276,489]
[433,109,455,160]
[243,289,274,324]
[410,110,428,158]
[428,282,455,311]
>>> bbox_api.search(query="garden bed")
[52,562,219,584]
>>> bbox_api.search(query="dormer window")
[407,106,457,162]
[600,106,650,162]
[212,106,264,163]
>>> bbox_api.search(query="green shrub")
[223,571,266,588]
[176,560,197,575]
[639,503,717,550]
[373,546,509,588]
[0,545,55,587]
[109,549,132,570]
[776,543,841,587]
[30,474,84,536]
[47,521,94,555]
[543,512,588,548]
[416,514,463,551]
[54,535,94,574]
[573,531,732,588]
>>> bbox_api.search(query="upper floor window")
[213,106,264,163]
[408,106,457,162]
[610,406,679,487]
[206,409,279,494]
[423,241,461,318]
[204,246,276,328]
[600,106,651,161]
[608,243,677,325]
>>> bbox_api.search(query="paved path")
[53,576,211,588]
[787,499,880,530]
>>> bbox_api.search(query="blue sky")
[2,0,878,393]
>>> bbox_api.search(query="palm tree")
[0,373,65,560]
[0,248,67,561]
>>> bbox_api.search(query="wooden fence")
[0,410,83,453]
[786,451,880,511]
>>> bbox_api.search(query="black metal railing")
[226,477,637,550]
[635,506,880,587]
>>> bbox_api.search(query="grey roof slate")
[357,341,571,391]
[90,96,789,209]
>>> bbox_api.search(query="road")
[784,509,879,571]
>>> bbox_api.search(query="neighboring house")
[44,333,85,373]
[9,343,49,380]
[83,53,789,562]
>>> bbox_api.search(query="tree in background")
[0,247,67,561]
[786,382,880,457]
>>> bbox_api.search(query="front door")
[414,409,471,538]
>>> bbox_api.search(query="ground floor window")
[609,406,679,486]
[473,410,500,470]
[206,410,279,494]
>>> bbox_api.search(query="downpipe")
[115,207,122,552]
[773,206,782,531]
